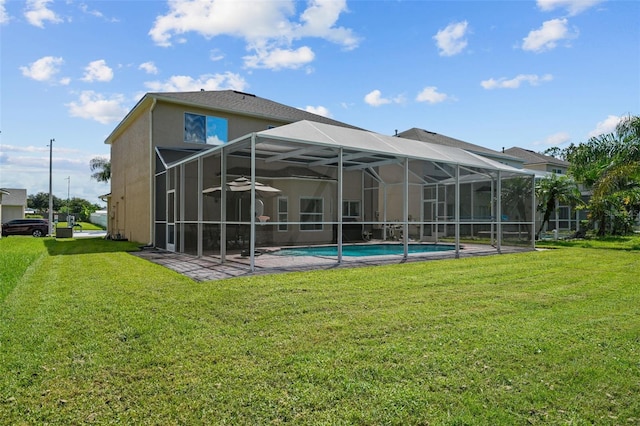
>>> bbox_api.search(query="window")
[184,113,228,145]
[278,197,288,232]
[342,200,360,219]
[300,197,323,231]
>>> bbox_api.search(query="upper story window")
[184,113,228,145]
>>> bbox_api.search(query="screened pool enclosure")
[155,121,535,271]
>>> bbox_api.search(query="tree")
[501,176,534,236]
[90,157,111,183]
[567,115,640,235]
[27,192,63,213]
[62,197,103,222]
[535,174,583,239]
[542,147,568,161]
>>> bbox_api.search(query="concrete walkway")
[132,244,533,282]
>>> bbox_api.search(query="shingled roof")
[152,90,363,129]
[106,90,363,144]
[503,147,569,167]
[396,128,522,165]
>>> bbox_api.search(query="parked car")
[1,218,49,237]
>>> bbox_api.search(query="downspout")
[148,98,157,246]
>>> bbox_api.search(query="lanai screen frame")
[156,121,536,272]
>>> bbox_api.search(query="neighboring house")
[398,131,580,235]
[106,91,535,268]
[0,188,27,224]
[503,147,568,175]
[504,147,585,233]
[397,128,525,169]
[0,189,10,235]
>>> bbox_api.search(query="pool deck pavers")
[132,243,534,282]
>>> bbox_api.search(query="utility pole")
[48,138,54,236]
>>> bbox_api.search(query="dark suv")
[1,218,49,237]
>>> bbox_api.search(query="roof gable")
[504,147,569,167]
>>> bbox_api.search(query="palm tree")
[90,157,111,183]
[535,174,583,239]
[567,114,640,235]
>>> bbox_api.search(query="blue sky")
[1,0,638,205]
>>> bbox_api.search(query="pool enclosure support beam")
[497,171,502,254]
[490,179,495,246]
[197,156,203,258]
[403,157,409,260]
[455,164,460,259]
[250,133,257,272]
[531,175,537,249]
[338,148,344,263]
[179,163,185,252]
[219,150,227,264]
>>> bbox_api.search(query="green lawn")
[1,237,638,424]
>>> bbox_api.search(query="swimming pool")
[274,243,456,257]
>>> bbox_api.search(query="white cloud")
[148,0,359,70]
[542,132,571,146]
[81,59,114,82]
[66,91,129,124]
[79,4,119,23]
[209,49,224,61]
[481,74,553,89]
[25,0,62,28]
[364,90,405,107]
[139,61,159,75]
[433,21,469,57]
[244,45,315,70]
[144,72,248,92]
[416,87,450,104]
[364,90,390,107]
[0,0,10,24]
[537,0,604,16]
[297,0,359,50]
[19,56,69,84]
[303,105,332,118]
[588,115,621,138]
[522,18,577,53]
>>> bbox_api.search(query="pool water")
[274,243,456,257]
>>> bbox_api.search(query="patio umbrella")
[203,176,281,195]
[203,176,281,223]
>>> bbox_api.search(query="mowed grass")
[1,237,639,424]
